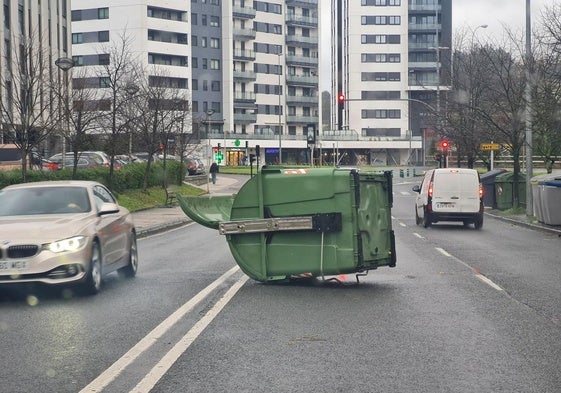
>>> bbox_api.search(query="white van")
[413,168,484,229]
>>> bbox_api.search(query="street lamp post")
[525,0,533,216]
[278,53,282,164]
[205,109,215,193]
[55,57,75,169]
[124,83,140,156]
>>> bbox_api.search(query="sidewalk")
[132,175,243,238]
[485,209,561,236]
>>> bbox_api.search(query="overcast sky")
[320,0,556,90]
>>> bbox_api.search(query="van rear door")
[432,169,480,213]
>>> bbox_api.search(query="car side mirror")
[98,202,120,216]
[412,185,421,193]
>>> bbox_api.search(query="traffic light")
[440,140,450,151]
[337,93,345,110]
[306,124,316,145]
[213,146,219,153]
[255,144,260,157]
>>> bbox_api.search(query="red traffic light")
[337,93,345,103]
[440,140,450,150]
[213,147,219,153]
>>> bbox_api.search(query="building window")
[210,16,219,27]
[211,81,221,91]
[72,33,83,44]
[361,109,401,119]
[361,53,401,63]
[98,7,109,19]
[210,59,220,70]
[210,38,220,48]
[98,31,109,42]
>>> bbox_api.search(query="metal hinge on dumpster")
[219,213,342,235]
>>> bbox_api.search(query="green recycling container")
[494,172,526,210]
[177,167,396,282]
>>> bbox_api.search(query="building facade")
[0,0,71,149]
[331,0,452,166]
[194,0,321,165]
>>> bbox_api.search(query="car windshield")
[0,186,91,216]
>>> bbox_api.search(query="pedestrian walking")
[209,161,219,184]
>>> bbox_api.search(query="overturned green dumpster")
[177,167,396,282]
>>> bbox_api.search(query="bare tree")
[96,31,141,188]
[476,42,527,207]
[0,31,61,181]
[533,3,561,173]
[447,29,492,168]
[55,66,108,178]
[130,68,191,191]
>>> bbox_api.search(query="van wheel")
[415,208,421,225]
[423,209,432,228]
[474,214,483,230]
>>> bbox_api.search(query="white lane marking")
[475,274,504,291]
[400,191,411,196]
[413,233,425,239]
[391,216,396,220]
[435,247,452,257]
[399,222,406,227]
[435,248,504,292]
[79,266,240,393]
[131,275,249,393]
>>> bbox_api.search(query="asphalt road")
[1,173,560,392]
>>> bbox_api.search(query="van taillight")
[428,182,433,198]
[479,184,484,198]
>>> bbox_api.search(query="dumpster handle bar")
[218,213,342,235]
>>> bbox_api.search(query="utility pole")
[525,0,533,216]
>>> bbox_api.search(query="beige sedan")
[0,181,138,295]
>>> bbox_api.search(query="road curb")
[485,211,561,236]
[137,218,192,238]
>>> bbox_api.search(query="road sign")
[480,143,500,151]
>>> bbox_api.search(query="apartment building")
[193,0,321,165]
[0,0,71,148]
[332,0,452,166]
[71,0,191,151]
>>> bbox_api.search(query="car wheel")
[474,214,484,230]
[415,207,421,225]
[118,232,138,279]
[81,241,102,295]
[423,208,432,228]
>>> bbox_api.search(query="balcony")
[233,70,257,81]
[286,14,318,28]
[285,35,318,47]
[286,0,318,6]
[233,5,256,19]
[408,23,440,32]
[285,95,319,105]
[234,113,257,124]
[286,114,319,124]
[234,91,256,103]
[286,54,318,67]
[233,27,256,40]
[233,49,256,61]
[286,74,318,87]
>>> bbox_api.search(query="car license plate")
[0,261,28,270]
[436,202,455,208]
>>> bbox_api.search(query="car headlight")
[45,236,87,253]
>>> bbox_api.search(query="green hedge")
[0,161,187,194]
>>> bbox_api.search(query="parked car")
[412,168,484,229]
[50,156,99,169]
[132,152,159,163]
[185,157,205,175]
[0,181,138,294]
[49,151,111,168]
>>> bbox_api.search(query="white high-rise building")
[332,0,452,166]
